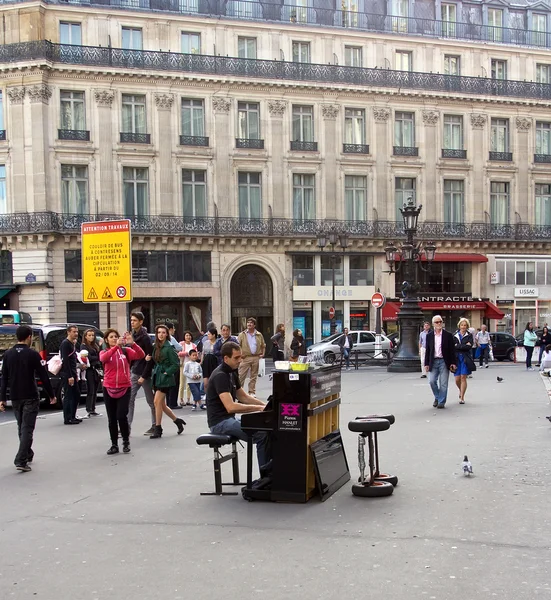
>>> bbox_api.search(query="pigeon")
[497,377,504,383]
[462,455,473,476]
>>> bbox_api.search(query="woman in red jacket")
[100,328,145,455]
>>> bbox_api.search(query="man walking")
[338,328,354,370]
[128,311,155,435]
[0,325,56,472]
[60,324,82,424]
[419,321,431,378]
[476,324,491,368]
[237,317,266,396]
[424,315,456,409]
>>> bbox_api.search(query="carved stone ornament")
[94,89,115,107]
[470,113,487,129]
[422,110,439,126]
[516,117,532,131]
[27,84,52,104]
[267,100,287,117]
[321,104,339,119]
[212,97,231,113]
[7,87,25,105]
[373,108,390,122]
[155,93,174,110]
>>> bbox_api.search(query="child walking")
[183,349,205,410]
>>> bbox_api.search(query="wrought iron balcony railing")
[236,138,265,149]
[534,154,551,163]
[393,146,419,157]
[179,135,209,146]
[489,151,513,161]
[0,130,6,141]
[3,41,551,103]
[0,212,550,243]
[58,129,91,141]
[290,140,318,151]
[343,143,370,154]
[120,132,151,144]
[442,148,467,159]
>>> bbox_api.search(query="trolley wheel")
[352,481,394,497]
[348,418,390,434]
[375,473,399,487]
[355,414,395,425]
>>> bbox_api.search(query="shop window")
[64,250,82,282]
[349,256,374,286]
[397,262,466,294]
[321,255,343,286]
[131,251,211,282]
[292,255,314,286]
[66,301,99,328]
[515,261,536,285]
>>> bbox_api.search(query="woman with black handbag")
[454,318,476,405]
[81,328,102,417]
[270,323,285,362]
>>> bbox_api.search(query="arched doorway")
[230,265,274,341]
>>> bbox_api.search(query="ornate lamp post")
[385,198,436,373]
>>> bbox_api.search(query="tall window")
[121,27,142,50]
[441,3,457,37]
[238,37,257,59]
[515,261,536,285]
[536,64,551,83]
[395,177,416,220]
[181,99,205,137]
[238,102,260,140]
[536,122,551,155]
[395,50,412,71]
[64,250,82,282]
[491,118,509,152]
[444,55,460,75]
[394,111,415,147]
[122,94,146,133]
[60,91,85,130]
[533,14,547,46]
[392,0,408,32]
[443,180,464,224]
[488,8,503,42]
[344,175,366,221]
[443,115,463,149]
[292,105,314,142]
[123,167,149,218]
[342,0,359,27]
[0,91,3,132]
[292,174,315,221]
[344,46,362,67]
[182,32,201,54]
[238,172,261,219]
[292,255,314,286]
[292,41,310,63]
[344,108,365,145]
[0,165,6,214]
[491,59,507,80]
[182,170,206,218]
[490,182,509,226]
[349,256,374,286]
[60,22,81,45]
[536,184,551,226]
[61,165,88,214]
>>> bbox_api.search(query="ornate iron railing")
[442,148,467,159]
[489,151,513,161]
[58,129,91,141]
[290,141,318,151]
[534,154,551,163]
[120,132,151,144]
[393,146,419,157]
[1,212,550,242]
[4,41,551,102]
[179,135,209,146]
[236,138,265,149]
[0,130,6,141]
[343,143,370,154]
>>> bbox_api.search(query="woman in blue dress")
[454,318,476,405]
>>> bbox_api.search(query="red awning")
[484,301,505,320]
[396,253,488,263]
[382,301,401,321]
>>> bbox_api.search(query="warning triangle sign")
[102,287,113,300]
[87,287,98,300]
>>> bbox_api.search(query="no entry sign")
[329,306,335,319]
[371,292,386,309]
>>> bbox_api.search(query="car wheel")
[324,352,336,365]
[507,349,516,362]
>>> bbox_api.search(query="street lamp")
[317,229,348,335]
[385,198,437,373]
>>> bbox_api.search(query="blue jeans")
[428,358,450,406]
[188,382,202,403]
[211,417,270,469]
[343,348,350,368]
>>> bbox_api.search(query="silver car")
[307,330,392,364]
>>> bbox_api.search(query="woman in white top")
[201,328,219,393]
[177,331,197,406]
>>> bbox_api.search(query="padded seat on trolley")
[196,433,234,448]
[196,434,244,496]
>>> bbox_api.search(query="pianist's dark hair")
[221,341,241,360]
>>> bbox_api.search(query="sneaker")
[16,464,32,472]
[88,412,101,417]
[420,374,427,378]
[485,365,489,368]
[192,405,197,411]
[433,400,438,408]
[437,404,446,409]
[143,426,155,436]
[106,445,119,455]
[200,404,207,410]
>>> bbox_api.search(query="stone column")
[154,93,175,215]
[94,90,115,214]
[372,108,391,220]
[515,117,532,219]
[6,87,26,211]
[212,97,232,216]
[267,100,287,218]
[470,114,487,223]
[321,104,339,219]
[422,110,439,221]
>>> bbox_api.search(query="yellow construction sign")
[81,220,132,303]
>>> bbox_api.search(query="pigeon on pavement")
[497,377,504,382]
[462,455,473,476]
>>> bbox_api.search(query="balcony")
[290,141,318,152]
[489,151,513,161]
[393,146,419,157]
[534,154,551,163]
[343,143,370,154]
[0,130,5,141]
[58,129,90,141]
[442,148,467,159]
[179,135,209,147]
[120,132,151,144]
[236,138,265,149]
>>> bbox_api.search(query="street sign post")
[371,292,387,354]
[329,306,335,319]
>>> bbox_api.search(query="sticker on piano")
[278,403,302,432]
[289,374,299,381]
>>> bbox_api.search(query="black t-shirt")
[206,363,241,428]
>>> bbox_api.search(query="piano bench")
[196,434,245,496]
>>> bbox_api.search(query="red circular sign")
[329,307,335,319]
[371,292,386,309]
[116,286,127,299]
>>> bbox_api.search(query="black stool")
[196,434,244,496]
[356,414,398,487]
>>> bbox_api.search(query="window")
[0,250,13,285]
[0,165,6,214]
[491,59,507,80]
[342,0,359,27]
[122,94,146,134]
[123,167,149,218]
[67,302,99,328]
[132,251,211,282]
[443,115,463,149]
[182,32,201,54]
[515,261,536,285]
[344,108,365,145]
[395,50,412,71]
[61,165,88,213]
[441,3,456,36]
[344,175,366,222]
[182,170,206,218]
[535,184,551,226]
[64,250,82,282]
[60,91,85,130]
[292,105,314,142]
[349,256,374,286]
[443,180,464,224]
[490,182,509,226]
[394,111,415,147]
[292,255,314,286]
[0,91,4,131]
[121,27,142,50]
[536,64,551,84]
[392,0,408,32]
[181,99,205,137]
[238,172,261,219]
[344,46,362,67]
[444,55,460,76]
[292,174,315,221]
[533,14,547,46]
[238,37,257,59]
[536,122,551,155]
[292,41,310,63]
[60,22,81,45]
[321,255,343,285]
[395,177,416,220]
[491,118,509,152]
[238,102,260,140]
[488,8,503,42]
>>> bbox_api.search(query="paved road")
[1,364,550,600]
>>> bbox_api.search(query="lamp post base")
[387,296,424,373]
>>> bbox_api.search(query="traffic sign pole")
[371,292,387,355]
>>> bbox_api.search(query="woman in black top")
[290,328,307,361]
[539,326,551,365]
[81,329,102,417]
[270,323,285,361]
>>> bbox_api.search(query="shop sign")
[442,303,480,310]
[419,293,472,302]
[514,287,539,298]
[317,289,354,297]
[292,301,312,308]
[490,272,500,284]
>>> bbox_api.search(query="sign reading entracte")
[81,220,132,303]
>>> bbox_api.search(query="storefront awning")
[0,287,15,300]
[382,299,504,321]
[484,301,505,320]
[396,253,488,263]
[382,301,401,321]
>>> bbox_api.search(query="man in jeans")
[338,328,354,370]
[475,324,491,368]
[127,311,155,436]
[0,325,56,472]
[424,315,457,409]
[60,325,82,425]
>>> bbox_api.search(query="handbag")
[47,353,62,375]
[258,358,266,378]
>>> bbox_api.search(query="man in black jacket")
[424,315,457,409]
[60,324,81,424]
[337,328,354,370]
[0,325,56,472]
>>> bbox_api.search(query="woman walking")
[270,323,286,362]
[200,327,219,393]
[81,328,102,417]
[524,322,538,371]
[149,324,186,439]
[538,326,551,366]
[290,328,307,362]
[177,331,196,406]
[100,329,145,455]
[453,318,476,404]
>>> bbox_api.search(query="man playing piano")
[207,342,271,469]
